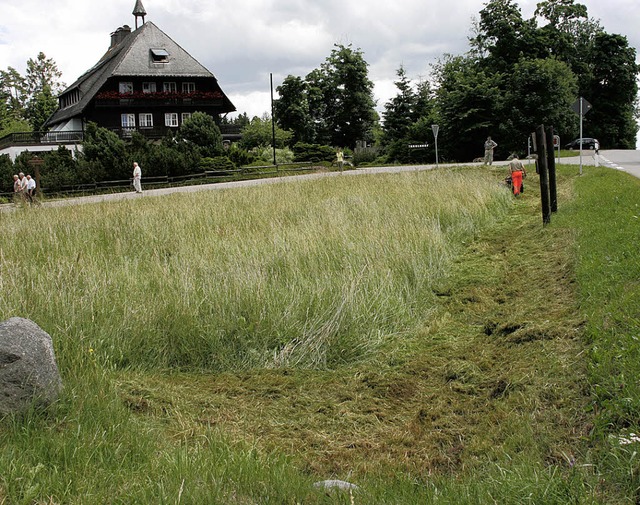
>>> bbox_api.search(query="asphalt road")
[560,149,640,179]
[2,151,637,212]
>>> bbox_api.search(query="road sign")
[431,124,439,138]
[572,97,592,116]
[408,144,428,148]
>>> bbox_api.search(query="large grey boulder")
[0,317,62,415]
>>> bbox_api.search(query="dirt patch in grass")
[116,172,592,480]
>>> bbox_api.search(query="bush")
[40,146,77,192]
[226,144,256,167]
[252,146,295,165]
[148,138,200,178]
[178,112,223,158]
[353,146,380,166]
[0,154,14,193]
[292,143,335,162]
[82,122,128,180]
[199,156,236,172]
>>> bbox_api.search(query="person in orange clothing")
[508,156,526,196]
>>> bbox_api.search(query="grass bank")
[0,164,637,503]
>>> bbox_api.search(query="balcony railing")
[111,124,242,140]
[0,131,84,150]
[94,91,225,108]
[0,124,242,151]
[95,97,224,107]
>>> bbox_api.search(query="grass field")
[0,164,638,503]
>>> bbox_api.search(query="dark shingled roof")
[46,21,235,127]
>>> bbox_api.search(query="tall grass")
[0,169,510,373]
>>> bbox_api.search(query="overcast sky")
[1,0,638,125]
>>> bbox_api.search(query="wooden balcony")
[94,91,225,108]
[95,97,224,108]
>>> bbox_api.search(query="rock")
[313,479,359,491]
[0,317,62,415]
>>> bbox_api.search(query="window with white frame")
[181,112,192,123]
[182,82,196,93]
[121,113,136,128]
[163,82,177,93]
[139,113,153,128]
[121,113,135,136]
[165,113,179,127]
[119,82,133,94]
[142,82,157,93]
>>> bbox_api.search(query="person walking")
[18,172,31,203]
[13,174,24,204]
[508,156,526,196]
[484,136,498,165]
[26,175,37,203]
[336,148,345,172]
[132,162,142,193]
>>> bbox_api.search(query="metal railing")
[0,131,84,150]
[1,125,243,152]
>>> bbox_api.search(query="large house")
[0,0,238,160]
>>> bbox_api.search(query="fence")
[0,162,317,201]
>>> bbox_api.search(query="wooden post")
[28,156,44,197]
[535,125,551,225]
[546,126,558,213]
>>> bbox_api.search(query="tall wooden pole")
[536,125,551,225]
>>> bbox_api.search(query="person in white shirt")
[26,175,36,200]
[19,172,30,202]
[132,162,142,193]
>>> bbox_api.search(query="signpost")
[431,124,439,167]
[553,134,560,165]
[572,97,592,175]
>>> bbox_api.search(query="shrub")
[148,138,201,178]
[226,144,256,167]
[41,146,77,192]
[178,112,223,158]
[252,146,295,165]
[353,146,380,166]
[0,154,14,193]
[292,142,335,162]
[81,122,128,180]
[199,156,236,172]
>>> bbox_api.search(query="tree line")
[274,0,638,162]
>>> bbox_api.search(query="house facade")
[0,1,238,160]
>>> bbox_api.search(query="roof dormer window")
[150,48,169,63]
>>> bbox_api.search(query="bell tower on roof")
[133,0,147,29]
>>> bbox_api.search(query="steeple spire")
[133,0,147,29]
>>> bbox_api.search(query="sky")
[1,0,639,142]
